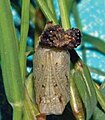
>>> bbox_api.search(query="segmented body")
[33,46,70,115]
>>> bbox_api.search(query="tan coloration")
[33,46,70,115]
[75,61,83,71]
[37,113,46,120]
[44,21,53,29]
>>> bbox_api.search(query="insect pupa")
[33,22,81,115]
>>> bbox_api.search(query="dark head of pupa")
[39,22,82,50]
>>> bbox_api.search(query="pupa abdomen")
[33,46,70,115]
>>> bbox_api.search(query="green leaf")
[78,65,97,119]
[0,0,24,104]
[89,67,105,77]
[81,65,97,105]
[0,0,24,119]
[19,0,30,82]
[70,71,85,120]
[94,83,105,112]
[13,106,23,120]
[25,73,35,103]
[24,87,40,119]
[83,33,105,54]
[72,0,82,30]
[100,82,105,95]
[58,0,71,29]
[92,106,105,120]
[29,3,36,24]
[24,74,40,119]
[70,50,97,119]
[67,0,74,14]
[46,0,56,17]
[36,0,58,24]
[92,82,105,120]
[74,70,96,120]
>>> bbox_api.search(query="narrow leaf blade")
[0,0,24,103]
[19,0,30,81]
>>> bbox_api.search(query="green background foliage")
[0,0,105,120]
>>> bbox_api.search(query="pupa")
[33,22,81,115]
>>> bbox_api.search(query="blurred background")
[0,0,105,119]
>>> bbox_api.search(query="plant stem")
[19,0,30,82]
[13,105,23,120]
[58,0,71,29]
[46,0,56,17]
[72,0,82,30]
[36,0,58,24]
[0,1,24,120]
[67,0,74,14]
